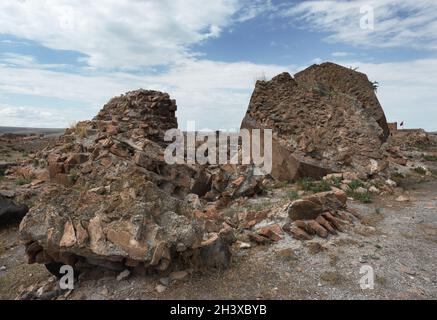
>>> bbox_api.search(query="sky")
[0,0,436,131]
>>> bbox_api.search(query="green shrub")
[15,178,32,186]
[413,167,426,175]
[297,177,332,193]
[424,155,437,161]
[346,189,372,203]
[285,189,300,201]
[348,179,365,190]
[328,177,342,188]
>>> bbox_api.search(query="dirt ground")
[1,178,436,300]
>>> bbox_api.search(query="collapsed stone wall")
[294,62,389,139]
[19,89,259,273]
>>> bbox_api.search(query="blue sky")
[0,0,436,130]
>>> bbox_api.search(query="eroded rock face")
[294,62,389,139]
[241,62,389,181]
[19,89,233,272]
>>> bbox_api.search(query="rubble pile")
[5,62,435,284]
[388,128,435,150]
[282,189,359,240]
[241,62,389,181]
[18,90,251,274]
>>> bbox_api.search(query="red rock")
[315,215,337,235]
[257,224,283,242]
[289,227,313,240]
[307,220,328,238]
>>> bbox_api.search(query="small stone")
[369,186,379,193]
[386,179,397,187]
[355,187,367,195]
[88,186,106,195]
[116,269,130,281]
[100,287,109,296]
[343,172,358,180]
[0,265,6,271]
[155,284,167,293]
[396,195,410,202]
[239,242,251,249]
[159,277,170,286]
[169,270,188,281]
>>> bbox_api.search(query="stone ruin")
[15,62,432,275]
[241,62,389,181]
[18,89,264,274]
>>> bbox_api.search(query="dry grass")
[0,263,49,299]
[320,271,342,285]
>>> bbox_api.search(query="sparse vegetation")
[327,176,342,188]
[15,178,32,186]
[284,189,300,201]
[347,179,365,190]
[77,124,89,138]
[298,177,332,193]
[346,189,372,203]
[68,169,79,183]
[412,166,427,175]
[423,155,437,161]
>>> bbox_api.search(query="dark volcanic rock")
[0,195,28,226]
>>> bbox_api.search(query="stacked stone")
[294,62,389,139]
[19,90,233,275]
[94,89,178,146]
[241,62,389,181]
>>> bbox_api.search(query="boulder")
[241,62,389,181]
[18,90,235,273]
[287,190,347,221]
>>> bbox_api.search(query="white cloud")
[0,60,291,129]
[0,104,69,128]
[0,53,67,69]
[332,58,437,131]
[2,57,437,131]
[0,0,435,132]
[331,51,350,57]
[284,0,437,50]
[0,0,246,69]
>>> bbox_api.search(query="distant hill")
[0,126,65,136]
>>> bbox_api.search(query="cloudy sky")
[0,0,436,130]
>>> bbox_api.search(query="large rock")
[294,62,389,139]
[19,90,232,272]
[287,189,347,221]
[241,62,389,181]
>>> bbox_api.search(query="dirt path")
[1,181,436,300]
